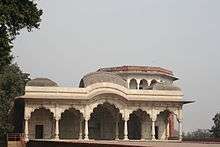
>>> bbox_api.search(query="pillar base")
[151,138,156,141]
[84,137,89,141]
[24,137,29,142]
[123,137,129,141]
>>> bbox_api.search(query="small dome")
[79,72,127,88]
[27,78,58,87]
[152,83,181,91]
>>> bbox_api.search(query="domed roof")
[79,72,127,88]
[152,83,181,91]
[27,78,58,87]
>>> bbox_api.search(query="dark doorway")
[35,125,43,139]
[155,126,159,139]
[89,102,122,140]
[128,113,141,140]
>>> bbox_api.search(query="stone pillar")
[151,120,156,140]
[178,120,183,141]
[115,120,119,140]
[127,79,130,89]
[137,79,140,89]
[84,117,89,140]
[24,118,29,141]
[55,117,60,140]
[166,120,169,139]
[79,119,83,140]
[141,120,145,140]
[124,119,128,140]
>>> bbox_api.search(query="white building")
[17,66,193,141]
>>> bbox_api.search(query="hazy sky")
[13,0,220,132]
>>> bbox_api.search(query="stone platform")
[27,140,220,147]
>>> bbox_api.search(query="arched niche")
[139,79,148,90]
[29,107,54,139]
[150,79,157,86]
[129,79,138,89]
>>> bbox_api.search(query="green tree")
[0,64,29,137]
[184,129,212,139]
[0,0,43,68]
[210,112,220,138]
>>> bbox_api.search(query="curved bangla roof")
[98,66,173,75]
[27,78,58,87]
[98,65,177,77]
[79,72,127,88]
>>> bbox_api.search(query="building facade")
[17,66,193,141]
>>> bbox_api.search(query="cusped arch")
[90,102,122,118]
[27,105,55,119]
[129,108,151,120]
[59,106,84,117]
[155,108,180,121]
[87,97,126,119]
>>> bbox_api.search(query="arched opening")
[155,110,179,140]
[150,79,157,86]
[79,79,85,88]
[139,79,148,90]
[59,108,83,139]
[128,109,151,140]
[89,102,123,140]
[129,79,137,89]
[29,108,54,139]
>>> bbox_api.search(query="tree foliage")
[184,129,212,139]
[0,64,29,137]
[210,112,220,138]
[0,0,42,138]
[0,0,43,68]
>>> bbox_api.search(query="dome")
[27,78,58,87]
[79,72,127,88]
[152,83,181,91]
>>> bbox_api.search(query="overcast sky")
[13,0,220,132]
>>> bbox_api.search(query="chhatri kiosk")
[18,66,193,141]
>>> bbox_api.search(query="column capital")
[24,116,30,120]
[150,109,157,122]
[55,116,61,121]
[84,116,90,121]
[124,117,129,122]
[123,110,130,121]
